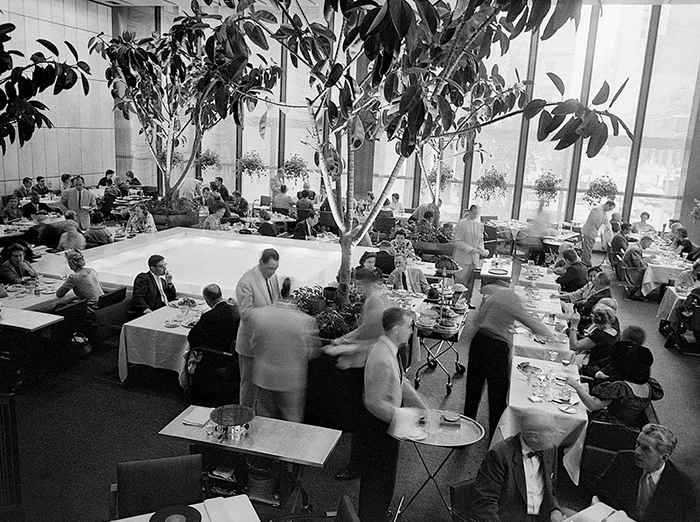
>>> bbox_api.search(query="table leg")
[398,444,456,516]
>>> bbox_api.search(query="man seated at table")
[375,241,396,274]
[555,248,588,293]
[551,243,574,275]
[32,176,51,196]
[387,254,430,293]
[553,266,599,303]
[296,190,314,215]
[359,307,431,522]
[229,191,249,217]
[131,255,177,315]
[56,250,104,314]
[124,170,141,186]
[84,211,114,245]
[591,424,698,522]
[469,410,565,522]
[14,177,33,199]
[273,184,295,211]
[622,236,653,300]
[293,211,318,240]
[22,191,52,219]
[187,283,241,406]
[201,201,227,230]
[573,271,613,325]
[0,243,37,284]
[675,258,700,290]
[611,222,633,255]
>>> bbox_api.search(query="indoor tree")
[89,4,282,198]
[0,22,91,153]
[207,0,630,305]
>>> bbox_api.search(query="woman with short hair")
[126,203,156,234]
[569,305,620,376]
[56,250,104,313]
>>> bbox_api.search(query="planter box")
[152,213,199,229]
[413,241,455,257]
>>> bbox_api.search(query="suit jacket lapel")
[512,436,528,504]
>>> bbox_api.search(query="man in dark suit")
[470,410,565,522]
[131,254,177,315]
[187,284,241,405]
[23,191,52,218]
[592,424,698,522]
[293,211,318,240]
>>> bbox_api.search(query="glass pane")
[373,133,413,213]
[521,6,592,224]
[631,4,700,231]
[416,140,466,223]
[574,5,650,223]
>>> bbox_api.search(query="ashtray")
[442,410,460,422]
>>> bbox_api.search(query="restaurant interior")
[1,1,700,522]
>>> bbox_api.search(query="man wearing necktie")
[59,175,96,230]
[235,248,281,410]
[592,424,698,522]
[359,307,431,522]
[131,255,177,315]
[386,254,430,294]
[470,410,565,522]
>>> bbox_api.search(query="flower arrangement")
[583,176,618,206]
[146,197,199,216]
[474,167,508,201]
[291,285,325,314]
[425,162,454,193]
[198,149,221,172]
[689,198,700,223]
[315,308,351,341]
[282,154,308,181]
[237,150,266,179]
[534,171,561,205]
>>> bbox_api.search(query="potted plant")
[690,198,700,223]
[292,285,326,315]
[474,167,508,201]
[281,154,308,182]
[584,176,618,206]
[199,149,222,172]
[145,197,200,229]
[534,171,562,206]
[237,150,266,179]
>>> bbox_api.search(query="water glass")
[548,350,558,362]
[561,386,571,402]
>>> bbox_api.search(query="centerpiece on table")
[146,197,200,229]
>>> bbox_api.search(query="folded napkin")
[182,407,214,427]
[203,495,260,522]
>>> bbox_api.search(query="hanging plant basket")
[424,163,454,193]
[534,171,562,206]
[281,154,308,181]
[474,167,508,201]
[689,198,700,223]
[198,149,222,172]
[237,150,267,179]
[584,176,618,206]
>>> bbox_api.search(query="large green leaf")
[36,38,59,57]
[525,0,551,32]
[537,110,553,141]
[436,94,454,130]
[586,120,608,158]
[546,72,565,97]
[390,0,414,39]
[243,22,269,50]
[523,98,546,120]
[415,0,438,33]
[609,78,629,109]
[325,63,344,88]
[551,98,579,115]
[399,84,422,116]
[542,0,581,40]
[591,81,609,106]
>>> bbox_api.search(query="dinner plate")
[559,405,578,415]
[164,320,180,328]
[149,505,202,522]
[6,285,24,292]
[41,289,55,295]
[488,268,508,275]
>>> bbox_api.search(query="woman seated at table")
[84,211,114,245]
[57,221,86,252]
[631,211,656,235]
[126,203,156,234]
[257,210,278,237]
[0,243,37,284]
[567,345,663,428]
[568,305,619,377]
[378,199,393,217]
[56,250,104,314]
[673,227,694,256]
[390,229,415,258]
[353,251,383,281]
[1,196,23,223]
[201,201,227,230]
[592,325,646,383]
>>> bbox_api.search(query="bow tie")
[527,451,544,460]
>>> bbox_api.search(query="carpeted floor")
[11,253,700,522]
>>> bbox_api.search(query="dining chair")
[260,195,271,207]
[109,454,208,520]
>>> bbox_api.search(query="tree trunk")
[336,231,353,308]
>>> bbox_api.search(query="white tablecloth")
[115,495,260,522]
[642,262,689,296]
[492,356,588,485]
[512,332,574,361]
[517,268,561,290]
[118,305,204,386]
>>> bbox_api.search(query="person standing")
[464,285,552,439]
[250,278,320,422]
[130,255,177,315]
[581,200,615,266]
[359,307,431,522]
[453,205,489,307]
[235,248,281,409]
[59,175,96,231]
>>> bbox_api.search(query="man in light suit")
[592,424,698,522]
[59,175,96,230]
[386,253,430,293]
[470,410,565,522]
[131,255,178,315]
[235,248,281,409]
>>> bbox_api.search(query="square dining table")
[113,495,260,522]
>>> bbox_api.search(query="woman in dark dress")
[353,251,383,281]
[567,345,663,428]
[568,305,619,377]
[257,210,278,237]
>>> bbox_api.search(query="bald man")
[470,410,564,522]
